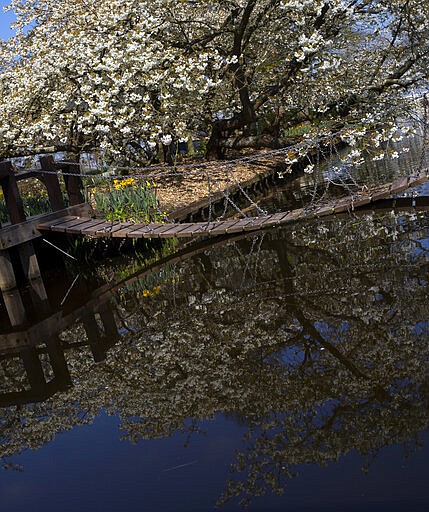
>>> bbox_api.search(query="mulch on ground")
[144,152,287,216]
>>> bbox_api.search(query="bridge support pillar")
[18,241,49,312]
[0,249,26,326]
[46,336,72,386]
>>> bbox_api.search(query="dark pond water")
[255,131,429,214]
[1,141,429,511]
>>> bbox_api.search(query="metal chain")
[417,93,429,174]
[11,129,352,181]
[205,170,213,223]
[226,167,268,216]
[206,172,250,218]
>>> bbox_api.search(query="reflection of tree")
[1,211,429,506]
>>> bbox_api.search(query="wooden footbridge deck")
[31,169,429,241]
[0,168,426,250]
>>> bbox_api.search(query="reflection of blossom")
[1,211,429,508]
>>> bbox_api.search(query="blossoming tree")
[0,0,428,161]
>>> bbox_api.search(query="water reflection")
[1,208,429,508]
[259,132,429,214]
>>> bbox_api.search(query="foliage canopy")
[0,0,428,160]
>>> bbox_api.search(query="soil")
[142,152,287,217]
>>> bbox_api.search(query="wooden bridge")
[0,154,428,330]
[34,170,429,240]
[1,163,428,250]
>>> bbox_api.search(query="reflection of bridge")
[0,278,118,407]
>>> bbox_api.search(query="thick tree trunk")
[162,143,174,166]
[205,120,228,160]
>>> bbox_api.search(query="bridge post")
[46,336,72,386]
[0,249,27,326]
[18,241,49,312]
[39,156,66,211]
[99,302,118,339]
[82,313,107,363]
[21,346,47,394]
[0,161,26,224]
[59,156,84,206]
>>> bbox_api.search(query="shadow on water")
[1,201,429,510]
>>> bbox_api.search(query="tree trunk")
[205,120,229,161]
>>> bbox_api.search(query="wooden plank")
[38,216,82,232]
[188,221,230,236]
[287,208,308,221]
[93,221,122,236]
[185,221,224,236]
[78,219,112,235]
[126,224,164,238]
[390,176,410,195]
[159,222,202,237]
[151,224,194,238]
[261,210,301,228]
[45,215,80,227]
[120,222,147,237]
[110,222,140,237]
[350,194,372,208]
[48,216,93,233]
[314,204,335,217]
[93,221,125,236]
[243,216,273,231]
[224,218,267,234]
[0,203,92,250]
[333,197,354,213]
[205,220,243,236]
[147,223,186,238]
[259,212,292,228]
[368,186,392,203]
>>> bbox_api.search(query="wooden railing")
[0,156,84,228]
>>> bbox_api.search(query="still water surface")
[1,145,429,511]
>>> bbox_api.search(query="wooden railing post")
[0,161,26,224]
[99,302,118,339]
[39,155,66,211]
[59,156,84,206]
[46,336,72,386]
